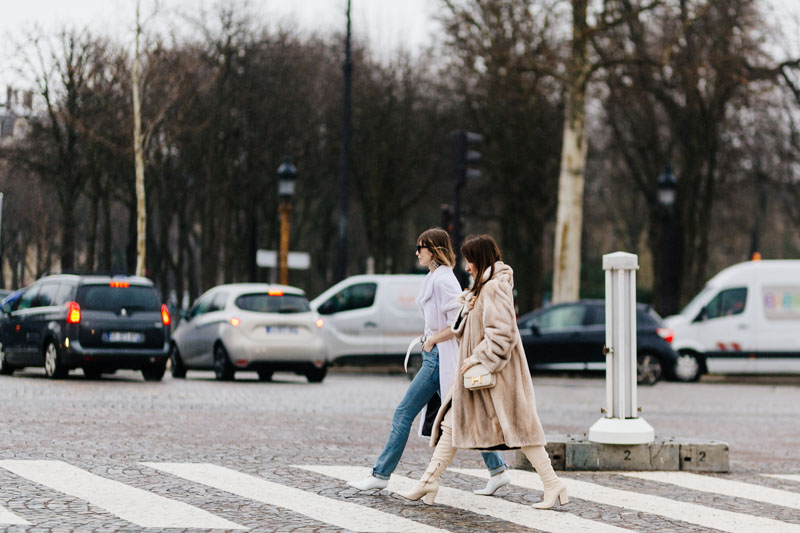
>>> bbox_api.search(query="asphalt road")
[0,367,798,532]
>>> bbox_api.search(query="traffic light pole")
[449,129,482,288]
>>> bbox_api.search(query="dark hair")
[462,234,501,298]
[417,228,456,267]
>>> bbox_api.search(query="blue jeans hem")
[487,463,508,476]
[371,470,391,481]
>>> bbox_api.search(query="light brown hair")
[462,234,502,298]
[417,228,456,267]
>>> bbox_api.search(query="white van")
[665,260,800,381]
[310,274,425,365]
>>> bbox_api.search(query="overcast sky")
[1,0,799,92]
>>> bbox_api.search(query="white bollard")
[588,251,654,444]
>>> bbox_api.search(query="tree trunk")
[132,0,147,277]
[552,0,589,304]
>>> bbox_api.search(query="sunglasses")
[416,244,429,253]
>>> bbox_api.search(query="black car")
[517,300,678,385]
[0,275,170,381]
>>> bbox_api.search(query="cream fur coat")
[430,261,547,450]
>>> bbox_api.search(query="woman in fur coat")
[348,228,510,495]
[398,234,568,509]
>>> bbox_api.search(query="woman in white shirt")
[348,228,510,495]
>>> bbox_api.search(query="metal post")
[278,202,292,285]
[589,251,654,444]
[336,0,352,282]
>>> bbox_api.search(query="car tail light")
[110,281,130,288]
[315,318,324,328]
[657,327,674,344]
[161,304,171,326]
[230,317,241,327]
[268,290,284,296]
[66,301,81,324]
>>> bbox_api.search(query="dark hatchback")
[517,300,678,385]
[0,275,170,381]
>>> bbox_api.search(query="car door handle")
[364,321,378,328]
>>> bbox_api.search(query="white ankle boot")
[473,471,511,495]
[522,445,569,509]
[347,475,388,491]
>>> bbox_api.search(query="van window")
[318,283,377,314]
[33,283,59,307]
[704,288,747,320]
[15,286,39,311]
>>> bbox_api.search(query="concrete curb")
[516,435,729,472]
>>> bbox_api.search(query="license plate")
[103,331,145,343]
[265,326,298,335]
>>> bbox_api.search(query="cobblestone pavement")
[0,367,798,532]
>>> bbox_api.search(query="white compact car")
[170,283,327,382]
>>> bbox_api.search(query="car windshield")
[235,293,311,313]
[76,284,160,312]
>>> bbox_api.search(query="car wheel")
[213,343,235,381]
[141,361,166,382]
[83,367,102,380]
[673,351,702,382]
[257,370,273,382]
[169,344,187,378]
[637,353,662,385]
[44,341,68,379]
[305,365,327,383]
[0,344,15,375]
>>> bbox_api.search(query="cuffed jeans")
[372,346,508,480]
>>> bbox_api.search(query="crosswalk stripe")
[456,468,800,533]
[0,460,243,529]
[0,506,29,525]
[623,471,800,511]
[144,462,448,533]
[767,475,800,484]
[296,465,634,533]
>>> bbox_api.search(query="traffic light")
[450,129,483,187]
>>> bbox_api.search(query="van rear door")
[757,285,800,356]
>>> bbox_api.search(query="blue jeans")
[372,346,508,480]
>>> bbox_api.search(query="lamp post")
[277,156,297,286]
[657,163,677,316]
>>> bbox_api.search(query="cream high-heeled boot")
[397,412,457,505]
[522,445,569,509]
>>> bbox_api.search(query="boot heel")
[558,490,569,505]
[422,488,439,505]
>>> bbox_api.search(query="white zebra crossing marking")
[143,462,449,533]
[296,465,635,533]
[0,460,243,529]
[456,468,800,533]
[0,506,29,525]
[768,475,800,484]
[624,471,800,511]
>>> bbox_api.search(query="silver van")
[310,275,425,366]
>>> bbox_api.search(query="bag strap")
[404,336,423,373]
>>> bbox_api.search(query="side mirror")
[318,299,336,315]
[693,307,707,323]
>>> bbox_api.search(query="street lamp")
[656,163,677,315]
[277,156,297,285]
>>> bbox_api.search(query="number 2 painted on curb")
[699,451,706,462]
[624,450,631,461]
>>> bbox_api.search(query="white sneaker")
[473,471,511,496]
[347,476,388,491]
